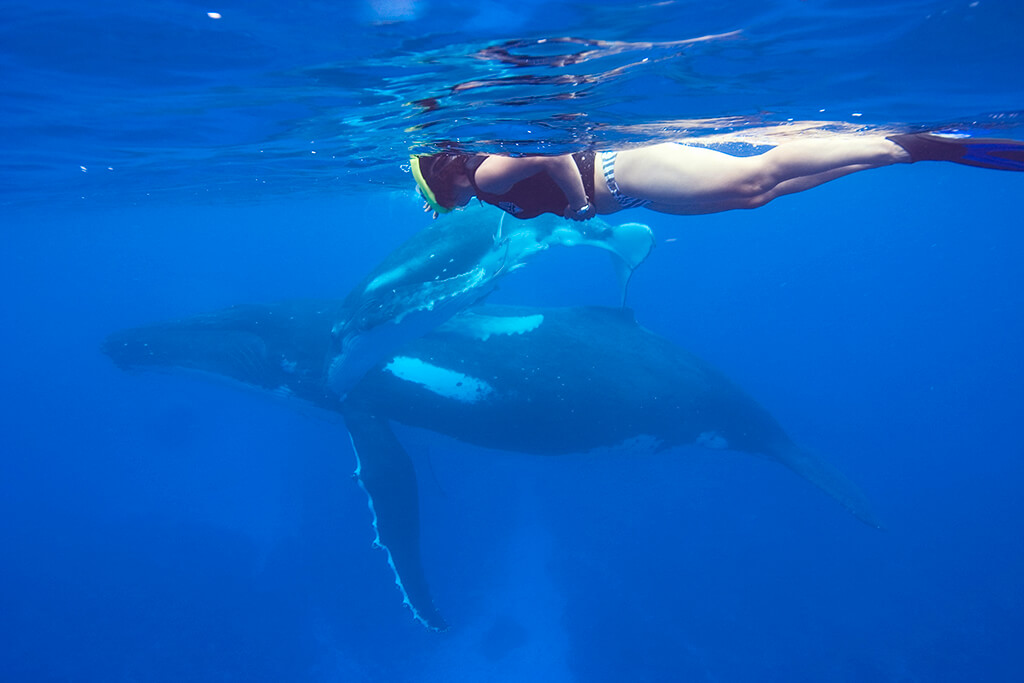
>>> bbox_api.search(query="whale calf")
[326,205,655,397]
[105,302,878,631]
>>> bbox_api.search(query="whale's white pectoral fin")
[604,222,656,271]
[346,411,448,631]
[534,218,655,304]
[596,221,656,307]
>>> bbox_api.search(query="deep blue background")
[2,1,1023,681]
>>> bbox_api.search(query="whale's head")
[103,300,341,407]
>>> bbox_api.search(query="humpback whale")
[104,302,878,631]
[326,205,655,397]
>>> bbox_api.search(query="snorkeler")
[410,133,1024,220]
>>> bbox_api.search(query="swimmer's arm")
[475,155,589,210]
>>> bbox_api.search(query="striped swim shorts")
[599,151,651,209]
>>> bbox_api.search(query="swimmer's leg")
[615,138,908,215]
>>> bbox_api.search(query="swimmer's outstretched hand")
[423,201,439,219]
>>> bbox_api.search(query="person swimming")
[410,132,1024,220]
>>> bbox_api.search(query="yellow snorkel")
[410,156,452,214]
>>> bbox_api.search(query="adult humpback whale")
[104,302,878,631]
[326,205,655,397]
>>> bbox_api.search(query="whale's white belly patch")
[385,356,493,403]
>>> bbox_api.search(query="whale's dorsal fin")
[345,411,448,630]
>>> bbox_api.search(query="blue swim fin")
[888,132,1024,172]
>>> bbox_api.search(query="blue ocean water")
[2,1,1024,681]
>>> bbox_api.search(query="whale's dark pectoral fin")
[772,443,883,529]
[345,411,448,631]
